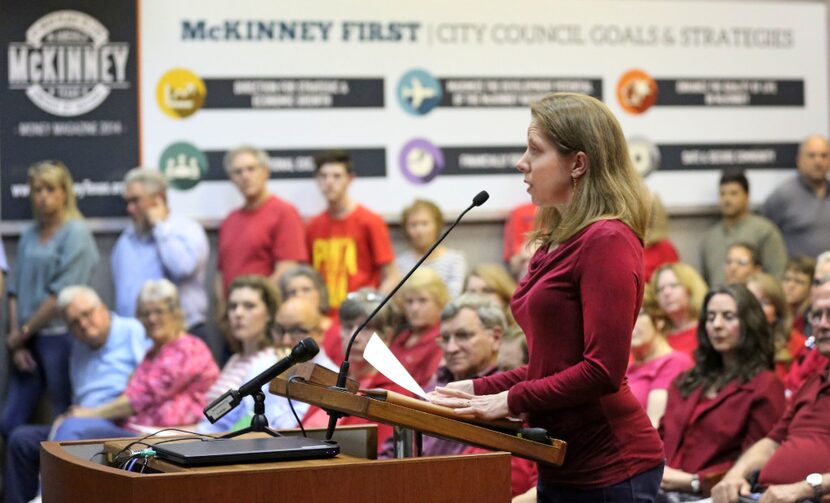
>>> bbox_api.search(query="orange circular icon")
[616,69,658,115]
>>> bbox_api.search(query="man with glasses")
[711,282,830,503]
[216,146,308,313]
[265,297,336,428]
[112,168,210,343]
[701,170,787,287]
[4,286,149,503]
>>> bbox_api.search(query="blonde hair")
[747,272,794,364]
[465,264,517,307]
[645,192,670,246]
[401,199,444,244]
[528,93,649,246]
[399,268,450,308]
[651,262,709,327]
[28,160,82,224]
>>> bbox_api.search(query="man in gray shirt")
[763,135,830,258]
[701,170,788,287]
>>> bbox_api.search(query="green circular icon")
[159,142,208,190]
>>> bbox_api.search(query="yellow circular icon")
[156,68,206,119]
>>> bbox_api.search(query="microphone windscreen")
[294,337,320,362]
[472,191,490,207]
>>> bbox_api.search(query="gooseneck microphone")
[325,190,490,440]
[204,337,319,424]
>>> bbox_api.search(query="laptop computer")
[153,436,340,467]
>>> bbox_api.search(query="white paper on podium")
[362,333,428,399]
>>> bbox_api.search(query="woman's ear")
[572,151,589,179]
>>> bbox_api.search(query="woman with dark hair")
[431,92,665,502]
[658,284,786,501]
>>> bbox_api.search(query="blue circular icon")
[397,69,443,116]
[399,138,444,184]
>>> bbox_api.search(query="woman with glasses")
[651,263,709,357]
[431,93,665,502]
[50,279,219,439]
[658,284,785,501]
[2,161,99,439]
[197,275,281,434]
[724,242,761,284]
[278,265,343,361]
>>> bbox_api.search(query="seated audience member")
[658,284,785,500]
[51,279,219,440]
[306,149,399,310]
[278,265,341,360]
[701,170,787,287]
[423,294,536,497]
[464,263,518,325]
[724,242,762,285]
[215,145,307,312]
[762,134,830,259]
[0,236,7,293]
[390,269,449,387]
[627,290,693,427]
[498,325,529,372]
[112,167,210,342]
[782,253,830,395]
[503,202,537,281]
[196,276,280,434]
[782,256,816,334]
[4,285,149,503]
[711,281,830,503]
[302,289,406,449]
[397,198,468,297]
[644,193,680,282]
[652,263,709,357]
[268,297,338,428]
[746,272,806,382]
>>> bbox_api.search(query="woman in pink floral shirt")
[52,279,219,439]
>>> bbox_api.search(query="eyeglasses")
[438,329,486,346]
[808,308,830,325]
[66,306,97,328]
[725,258,752,267]
[137,307,170,320]
[273,324,313,338]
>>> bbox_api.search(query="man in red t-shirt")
[215,146,308,310]
[711,282,830,503]
[306,150,399,309]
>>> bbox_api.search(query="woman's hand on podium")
[427,385,510,420]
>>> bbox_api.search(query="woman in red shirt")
[429,93,665,502]
[659,284,785,500]
[651,263,709,358]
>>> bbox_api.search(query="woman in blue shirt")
[2,161,99,438]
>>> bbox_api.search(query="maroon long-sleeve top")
[474,220,665,488]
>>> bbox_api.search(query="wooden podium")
[40,426,513,503]
[39,364,566,503]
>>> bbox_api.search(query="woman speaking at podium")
[429,93,665,502]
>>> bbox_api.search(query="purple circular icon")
[399,138,445,184]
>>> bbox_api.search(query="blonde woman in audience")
[50,279,219,439]
[651,263,708,357]
[644,193,680,282]
[397,199,468,297]
[746,272,806,383]
[197,276,280,434]
[627,289,693,428]
[390,268,449,387]
[464,263,518,325]
[2,161,99,439]
[723,242,761,285]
